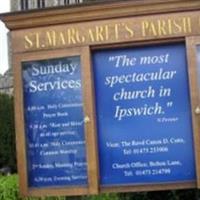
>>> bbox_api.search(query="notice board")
[92,43,196,186]
[5,0,200,197]
[22,56,88,188]
[13,48,99,196]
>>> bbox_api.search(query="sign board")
[92,43,196,187]
[3,0,200,197]
[14,49,98,197]
[22,56,88,188]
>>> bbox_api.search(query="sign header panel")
[12,11,200,53]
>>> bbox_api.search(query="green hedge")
[0,94,16,172]
[0,175,119,200]
[1,174,200,200]
[0,175,18,200]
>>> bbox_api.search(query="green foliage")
[118,190,200,200]
[0,175,66,200]
[0,93,16,172]
[82,193,119,200]
[0,175,119,200]
[0,175,18,200]
[1,175,200,200]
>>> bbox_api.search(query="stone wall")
[0,69,13,95]
[10,0,84,11]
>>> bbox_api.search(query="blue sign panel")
[196,46,200,88]
[93,43,196,186]
[23,56,88,188]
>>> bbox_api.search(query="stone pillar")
[28,0,38,9]
[10,0,21,11]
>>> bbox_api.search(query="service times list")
[22,56,88,188]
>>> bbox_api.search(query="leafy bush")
[0,94,16,172]
[0,175,119,200]
[0,175,19,200]
[0,175,67,200]
[82,193,119,200]
[1,174,200,200]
